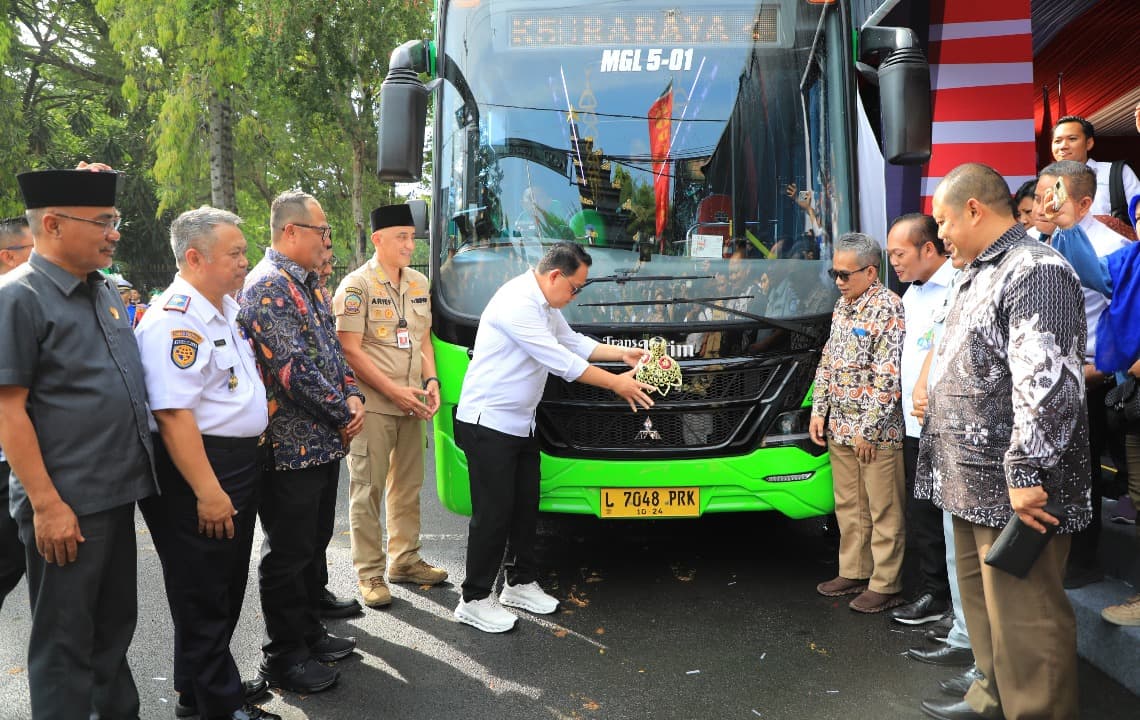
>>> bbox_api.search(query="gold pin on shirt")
[228,368,238,392]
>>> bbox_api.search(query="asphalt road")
[1,446,1135,720]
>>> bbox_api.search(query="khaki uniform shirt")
[333,257,431,415]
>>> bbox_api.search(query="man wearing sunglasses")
[810,232,907,615]
[0,166,159,719]
[237,190,364,695]
[453,241,657,633]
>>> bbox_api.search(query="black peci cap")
[370,203,415,233]
[17,169,122,209]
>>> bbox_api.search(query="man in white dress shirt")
[453,242,656,633]
[1039,160,1130,589]
[1051,116,1140,235]
[135,207,278,720]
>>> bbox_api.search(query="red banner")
[648,81,673,247]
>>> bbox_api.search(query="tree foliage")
[2,0,435,286]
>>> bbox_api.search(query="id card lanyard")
[380,275,412,349]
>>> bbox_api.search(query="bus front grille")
[535,356,816,459]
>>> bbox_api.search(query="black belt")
[201,434,262,450]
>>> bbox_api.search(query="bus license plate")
[601,487,700,518]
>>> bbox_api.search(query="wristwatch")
[422,376,440,390]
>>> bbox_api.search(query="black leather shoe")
[889,592,949,625]
[907,644,975,667]
[310,633,357,662]
[257,658,339,694]
[925,614,953,643]
[319,588,363,618]
[920,697,992,719]
[1062,564,1104,589]
[208,704,283,720]
[176,678,273,716]
[940,664,984,697]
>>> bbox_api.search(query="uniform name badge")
[396,326,411,349]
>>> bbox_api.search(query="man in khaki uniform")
[333,204,446,608]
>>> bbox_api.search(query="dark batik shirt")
[238,248,363,471]
[917,224,1091,533]
[0,253,157,518]
[811,281,905,449]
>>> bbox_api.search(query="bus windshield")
[435,0,846,327]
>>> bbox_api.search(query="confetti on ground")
[808,642,830,657]
[727,581,737,586]
[8,667,23,675]
[760,653,767,661]
[553,628,569,638]
[686,670,700,675]
[595,627,605,635]
[582,699,600,711]
[752,711,763,717]
[826,690,839,694]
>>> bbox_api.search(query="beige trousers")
[828,441,905,593]
[347,412,425,583]
[954,517,1078,720]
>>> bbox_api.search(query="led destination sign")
[509,7,779,49]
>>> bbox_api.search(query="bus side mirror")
[408,199,429,239]
[377,40,434,182]
[860,26,932,165]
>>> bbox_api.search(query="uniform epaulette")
[164,294,191,313]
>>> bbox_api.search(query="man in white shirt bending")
[453,242,655,633]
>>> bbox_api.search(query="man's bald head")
[936,163,1016,219]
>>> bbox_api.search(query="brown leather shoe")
[816,576,869,597]
[359,576,392,608]
[387,559,449,586]
[849,589,906,613]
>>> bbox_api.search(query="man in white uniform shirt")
[135,207,278,720]
[1051,116,1140,233]
[1039,160,1130,590]
[887,215,981,699]
[453,242,656,633]
[0,216,33,610]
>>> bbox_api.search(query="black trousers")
[139,435,261,717]
[0,460,26,609]
[1071,383,1120,568]
[904,437,950,600]
[18,502,139,720]
[258,460,339,666]
[456,420,540,601]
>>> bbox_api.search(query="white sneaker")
[499,580,559,614]
[454,597,517,633]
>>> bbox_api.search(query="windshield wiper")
[584,270,713,286]
[576,295,822,341]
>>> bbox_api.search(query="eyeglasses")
[292,222,333,242]
[827,265,873,282]
[51,211,122,237]
[561,273,585,296]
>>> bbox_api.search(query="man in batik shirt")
[237,190,365,694]
[917,163,1089,720]
[809,232,906,614]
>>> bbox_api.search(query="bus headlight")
[760,407,824,456]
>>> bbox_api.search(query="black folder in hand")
[983,501,1065,578]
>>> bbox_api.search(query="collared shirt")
[810,281,905,448]
[1087,158,1140,218]
[238,248,363,470]
[0,252,157,518]
[1072,213,1129,360]
[901,260,958,438]
[456,270,598,437]
[333,257,431,416]
[135,275,268,438]
[917,224,1091,533]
